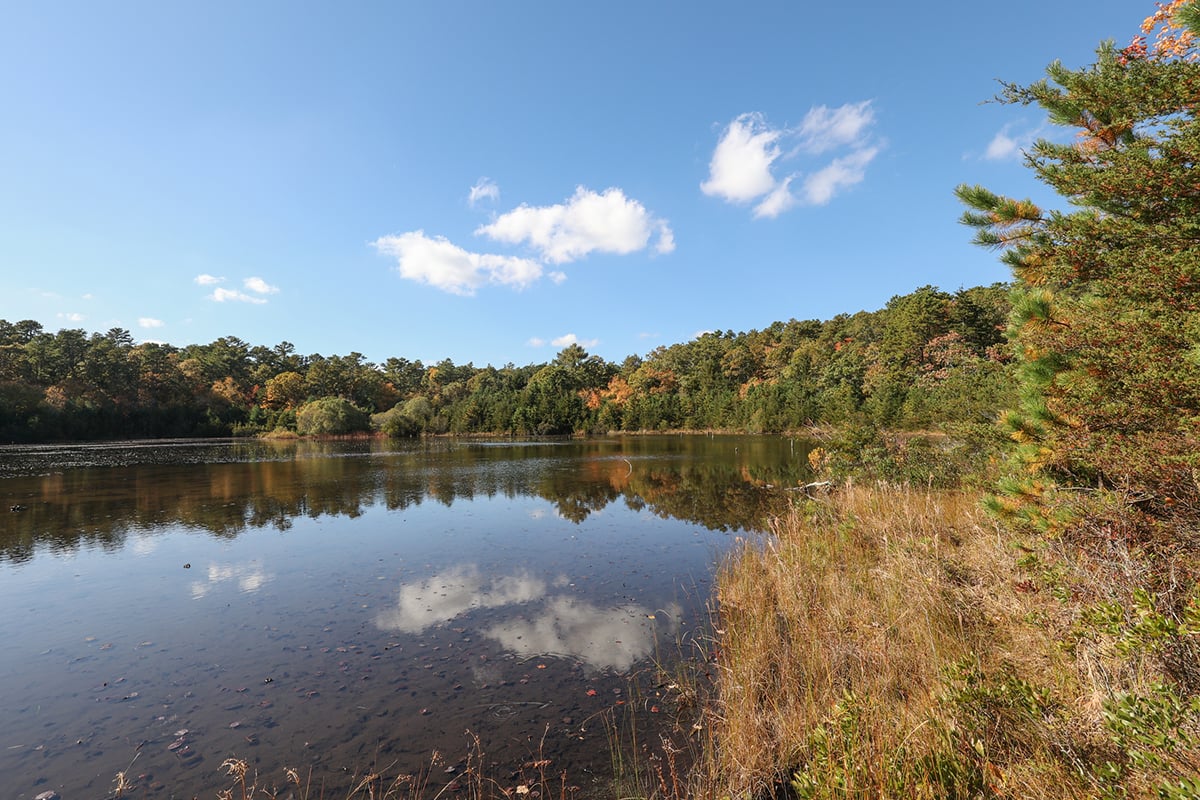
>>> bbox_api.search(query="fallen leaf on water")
[586,689,597,697]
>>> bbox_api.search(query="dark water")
[0,435,813,799]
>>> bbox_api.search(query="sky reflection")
[375,564,681,671]
[483,595,682,672]
[190,560,272,598]
[374,565,554,634]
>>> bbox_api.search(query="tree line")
[0,282,1012,442]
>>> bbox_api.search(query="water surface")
[0,435,812,798]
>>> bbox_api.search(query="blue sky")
[0,1,1144,366]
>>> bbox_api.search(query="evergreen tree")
[958,6,1200,538]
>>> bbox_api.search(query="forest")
[0,282,1012,442]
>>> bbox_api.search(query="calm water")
[0,435,812,799]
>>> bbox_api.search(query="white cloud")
[194,274,224,286]
[476,186,674,264]
[210,287,268,304]
[983,123,1038,160]
[704,103,880,216]
[551,333,599,348]
[138,317,165,329]
[654,220,675,254]
[548,270,567,284]
[753,176,798,219]
[243,276,279,295]
[800,146,879,206]
[801,146,878,205]
[57,312,84,322]
[798,101,875,154]
[527,337,546,347]
[701,113,782,203]
[469,177,500,207]
[373,230,544,296]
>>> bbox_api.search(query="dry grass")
[703,481,1088,798]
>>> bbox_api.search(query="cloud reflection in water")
[375,565,681,672]
[485,596,682,672]
[190,562,272,599]
[374,565,550,634]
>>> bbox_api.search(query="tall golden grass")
[704,481,1092,798]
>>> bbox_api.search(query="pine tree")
[958,4,1200,543]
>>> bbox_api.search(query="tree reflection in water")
[0,435,814,564]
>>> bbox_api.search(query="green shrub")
[295,396,369,435]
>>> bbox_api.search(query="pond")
[0,435,814,799]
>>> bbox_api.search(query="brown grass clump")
[705,481,1083,799]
